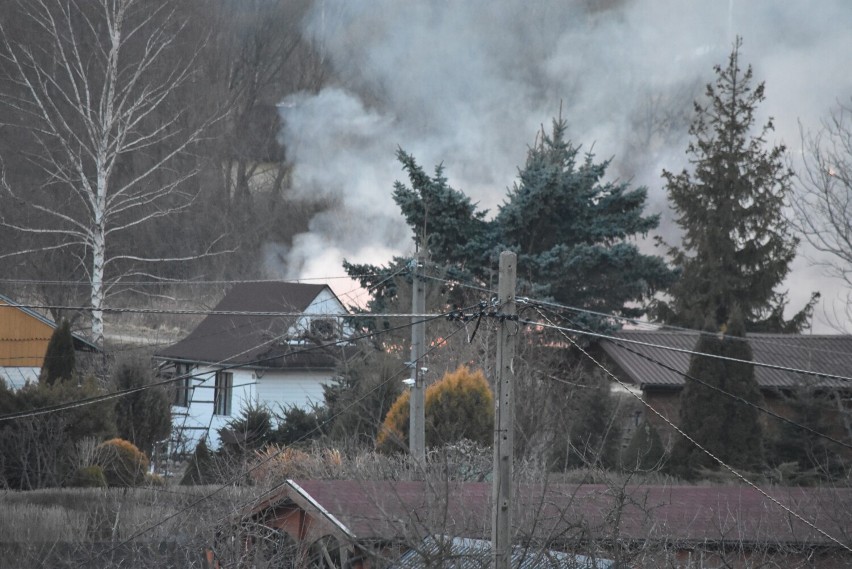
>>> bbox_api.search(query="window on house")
[173,363,194,407]
[214,371,233,416]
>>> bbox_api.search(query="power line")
[409,273,852,359]
[519,318,852,384]
[536,306,852,452]
[0,275,380,286]
[0,303,442,318]
[0,302,448,319]
[75,319,473,568]
[0,308,468,423]
[9,270,852,361]
[533,308,852,555]
[522,296,852,359]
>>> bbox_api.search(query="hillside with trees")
[0,2,849,566]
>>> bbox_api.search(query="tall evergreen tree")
[497,119,674,321]
[669,311,764,479]
[40,320,75,385]
[657,38,816,332]
[349,118,675,325]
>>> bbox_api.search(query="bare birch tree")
[793,101,852,327]
[0,0,216,347]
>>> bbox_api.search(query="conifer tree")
[350,118,674,325]
[669,311,764,479]
[657,38,816,331]
[40,320,75,385]
[181,438,216,485]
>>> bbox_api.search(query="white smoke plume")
[278,0,852,330]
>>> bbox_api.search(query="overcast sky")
[276,0,852,332]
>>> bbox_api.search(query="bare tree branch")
[792,100,852,330]
[0,0,224,347]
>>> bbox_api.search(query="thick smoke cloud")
[278,0,852,330]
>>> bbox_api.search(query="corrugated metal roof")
[392,536,613,569]
[600,330,852,390]
[154,282,341,367]
[0,293,100,352]
[251,480,851,548]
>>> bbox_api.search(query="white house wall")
[171,365,257,451]
[288,288,350,337]
[172,366,336,450]
[255,370,334,412]
[0,367,39,390]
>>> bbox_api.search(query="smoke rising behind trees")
[279,0,852,330]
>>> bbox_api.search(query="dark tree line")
[0,0,332,337]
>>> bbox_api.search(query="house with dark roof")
[0,293,99,390]
[154,282,351,450]
[208,479,852,568]
[598,329,852,446]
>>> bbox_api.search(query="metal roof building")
[599,329,852,390]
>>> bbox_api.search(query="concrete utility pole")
[409,252,426,461]
[492,251,516,569]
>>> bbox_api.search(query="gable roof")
[599,329,852,390]
[250,480,851,549]
[154,282,344,368]
[0,293,99,353]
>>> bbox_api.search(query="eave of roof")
[246,480,851,549]
[600,329,852,390]
[154,282,344,367]
[0,293,100,352]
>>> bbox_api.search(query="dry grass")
[0,485,257,544]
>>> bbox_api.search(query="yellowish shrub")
[93,438,149,487]
[377,365,494,453]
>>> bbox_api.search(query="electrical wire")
[409,272,852,359]
[0,303,444,318]
[8,271,852,361]
[525,297,852,359]
[0,274,382,286]
[610,339,852,450]
[535,306,852,451]
[532,308,852,555]
[74,318,473,568]
[232,318,474,514]
[518,318,852,384]
[0,307,468,423]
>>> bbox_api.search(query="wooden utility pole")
[409,252,426,461]
[492,251,516,569]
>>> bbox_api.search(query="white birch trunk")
[0,0,219,347]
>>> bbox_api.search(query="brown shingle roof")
[600,330,852,390]
[154,282,343,368]
[256,480,852,548]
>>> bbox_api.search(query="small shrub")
[181,438,216,485]
[218,404,274,455]
[377,365,494,453]
[93,438,149,487]
[67,465,107,488]
[273,405,326,446]
[144,472,165,487]
[377,390,411,453]
[248,445,344,484]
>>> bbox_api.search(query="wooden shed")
[0,293,98,389]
